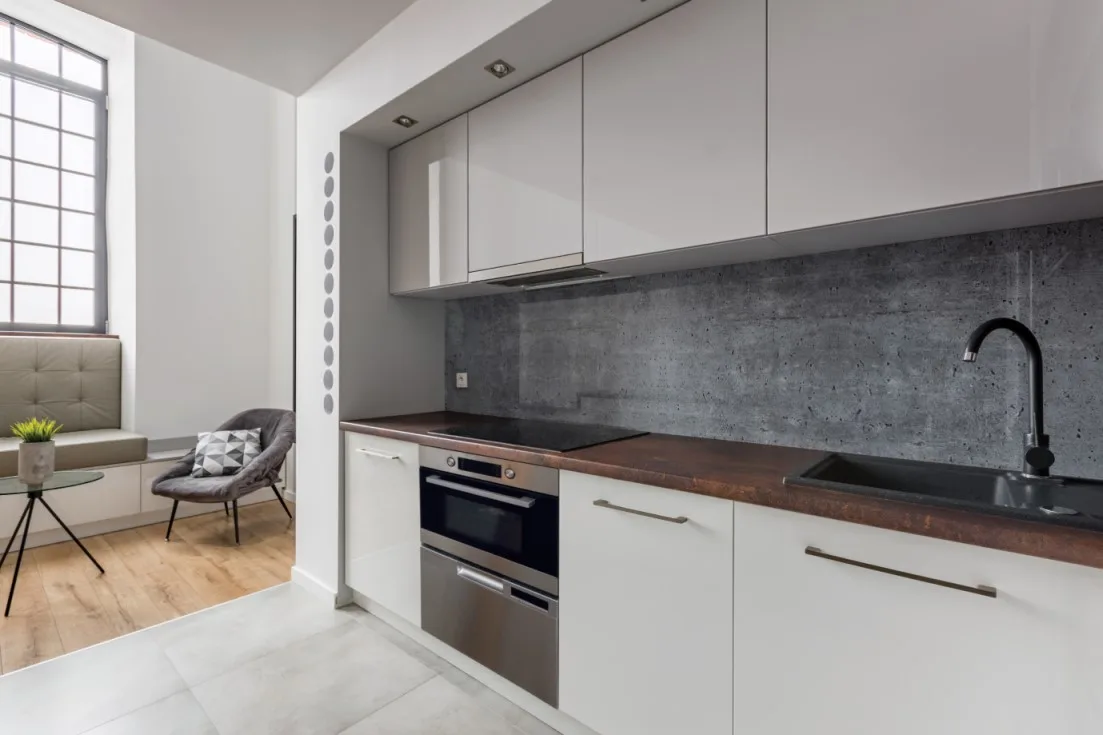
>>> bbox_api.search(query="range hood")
[470,253,613,290]
[490,265,608,288]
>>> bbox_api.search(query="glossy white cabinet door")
[583,0,765,262]
[389,115,468,293]
[1029,0,1103,190]
[344,433,421,627]
[468,59,582,276]
[733,502,1103,735]
[768,0,1033,233]
[559,471,734,735]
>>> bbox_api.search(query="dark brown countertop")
[341,412,1103,570]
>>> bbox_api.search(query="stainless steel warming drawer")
[420,546,559,706]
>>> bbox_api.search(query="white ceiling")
[57,0,419,94]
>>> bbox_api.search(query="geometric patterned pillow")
[191,428,263,478]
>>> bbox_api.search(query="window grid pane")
[14,283,57,324]
[61,48,102,91]
[60,286,92,325]
[0,13,104,331]
[60,247,91,287]
[14,242,58,284]
[0,22,10,63]
[13,27,58,77]
[14,160,58,206]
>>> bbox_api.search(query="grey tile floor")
[0,584,562,735]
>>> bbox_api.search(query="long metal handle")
[457,565,506,593]
[355,448,401,460]
[593,499,688,524]
[805,546,997,598]
[426,475,536,509]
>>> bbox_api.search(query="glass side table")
[0,470,106,617]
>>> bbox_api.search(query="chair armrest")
[152,451,196,487]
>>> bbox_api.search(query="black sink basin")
[785,453,1103,529]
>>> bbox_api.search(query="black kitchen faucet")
[962,317,1055,478]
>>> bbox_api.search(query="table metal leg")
[37,495,105,574]
[0,497,32,569]
[5,496,35,617]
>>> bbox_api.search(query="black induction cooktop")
[429,418,647,453]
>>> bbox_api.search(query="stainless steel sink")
[785,453,1103,528]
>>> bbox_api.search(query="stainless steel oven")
[419,446,559,706]
[419,446,558,595]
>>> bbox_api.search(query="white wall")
[134,37,295,440]
[294,0,552,600]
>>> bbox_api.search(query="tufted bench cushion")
[0,336,123,432]
[0,429,148,477]
[0,336,147,476]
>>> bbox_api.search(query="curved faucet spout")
[961,317,1052,476]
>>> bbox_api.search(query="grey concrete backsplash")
[445,217,1103,478]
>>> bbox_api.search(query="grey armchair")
[152,408,295,544]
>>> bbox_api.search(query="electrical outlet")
[455,372,469,389]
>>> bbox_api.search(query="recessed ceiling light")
[484,59,515,79]
[393,115,418,128]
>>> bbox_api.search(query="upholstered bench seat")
[0,429,149,478]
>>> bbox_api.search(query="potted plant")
[12,418,61,486]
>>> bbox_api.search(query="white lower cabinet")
[344,432,421,627]
[732,501,1103,735]
[559,471,734,735]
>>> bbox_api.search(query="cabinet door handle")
[355,448,401,460]
[593,499,688,524]
[805,546,997,598]
[457,565,506,593]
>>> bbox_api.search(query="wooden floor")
[0,499,294,675]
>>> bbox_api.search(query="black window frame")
[0,13,108,334]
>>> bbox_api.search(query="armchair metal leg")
[232,500,239,545]
[224,502,229,517]
[270,481,293,520]
[165,500,179,541]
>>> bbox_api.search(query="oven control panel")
[419,446,558,497]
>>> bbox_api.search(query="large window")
[0,15,106,333]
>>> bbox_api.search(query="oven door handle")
[425,475,537,509]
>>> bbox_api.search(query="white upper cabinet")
[732,501,1103,735]
[559,471,734,735]
[1029,0,1103,190]
[468,59,583,278]
[389,115,468,294]
[344,433,422,627]
[583,0,766,263]
[768,0,1103,234]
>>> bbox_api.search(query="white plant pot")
[18,441,55,486]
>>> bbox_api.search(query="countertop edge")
[340,417,1103,571]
